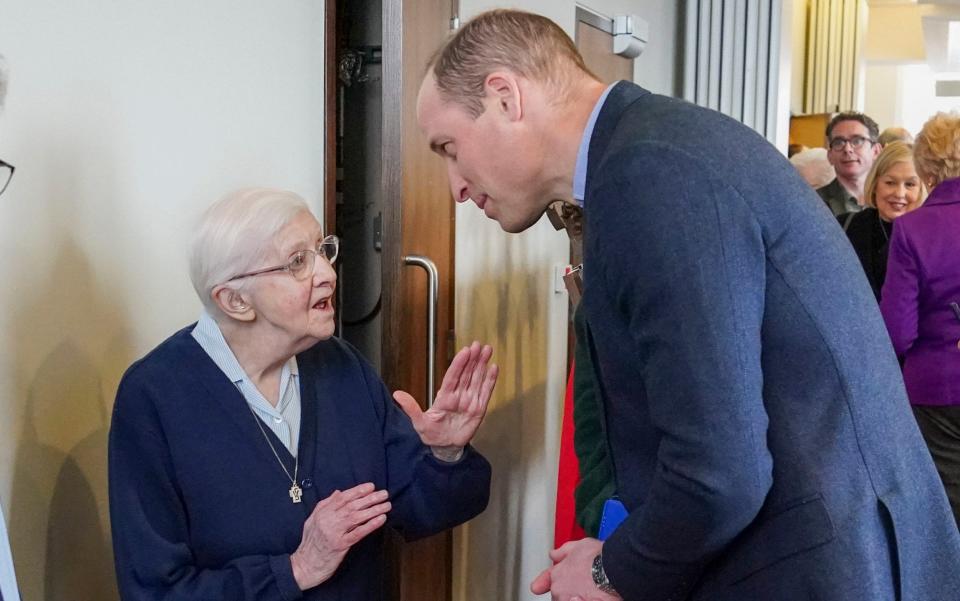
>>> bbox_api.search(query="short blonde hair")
[864,141,927,209]
[878,127,913,146]
[914,111,960,187]
[189,188,312,315]
[429,9,596,117]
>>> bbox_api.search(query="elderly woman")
[839,141,926,301]
[880,112,960,526]
[109,188,497,600]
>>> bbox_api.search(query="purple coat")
[880,177,960,406]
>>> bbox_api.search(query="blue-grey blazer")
[582,82,960,601]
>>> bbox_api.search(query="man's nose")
[447,166,470,202]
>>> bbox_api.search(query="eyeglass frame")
[226,234,339,283]
[0,159,15,197]
[827,136,876,152]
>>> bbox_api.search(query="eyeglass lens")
[0,163,13,196]
[319,236,339,265]
[829,136,871,151]
[290,236,339,280]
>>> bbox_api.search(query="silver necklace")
[248,405,302,503]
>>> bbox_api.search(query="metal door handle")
[403,255,438,408]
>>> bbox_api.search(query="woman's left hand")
[393,341,498,458]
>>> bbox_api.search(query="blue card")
[598,498,628,541]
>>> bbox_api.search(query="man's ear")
[211,284,255,322]
[484,72,523,121]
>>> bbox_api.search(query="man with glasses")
[0,51,21,601]
[817,111,882,216]
[0,160,13,198]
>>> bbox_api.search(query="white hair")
[0,54,8,111]
[789,147,836,190]
[189,188,312,315]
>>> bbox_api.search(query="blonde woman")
[839,141,926,300]
[881,112,960,526]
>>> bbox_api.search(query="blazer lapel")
[586,81,650,197]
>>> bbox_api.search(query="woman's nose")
[313,253,337,285]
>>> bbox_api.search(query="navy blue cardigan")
[108,326,490,600]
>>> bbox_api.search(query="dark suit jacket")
[839,207,891,301]
[109,327,490,601]
[817,177,861,216]
[581,82,960,601]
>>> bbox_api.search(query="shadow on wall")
[7,238,131,601]
[454,230,557,601]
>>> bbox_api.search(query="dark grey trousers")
[913,405,960,529]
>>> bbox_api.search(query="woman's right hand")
[290,482,391,590]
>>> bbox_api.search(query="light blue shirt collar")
[192,311,302,456]
[573,82,617,207]
[191,311,299,406]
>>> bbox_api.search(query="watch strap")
[591,553,617,595]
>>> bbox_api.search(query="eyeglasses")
[828,136,875,152]
[0,159,14,197]
[227,235,339,282]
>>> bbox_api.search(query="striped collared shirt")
[191,311,301,457]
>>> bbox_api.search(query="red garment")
[554,360,585,547]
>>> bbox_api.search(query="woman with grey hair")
[109,188,497,600]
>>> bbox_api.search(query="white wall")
[0,2,325,598]
[452,2,680,600]
[863,64,903,130]
[864,63,960,135]
[791,0,808,115]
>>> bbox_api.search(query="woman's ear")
[211,284,255,322]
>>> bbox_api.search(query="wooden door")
[576,9,634,87]
[383,1,456,599]
[326,0,456,599]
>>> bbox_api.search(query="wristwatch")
[591,553,618,595]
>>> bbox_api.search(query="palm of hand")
[393,341,498,448]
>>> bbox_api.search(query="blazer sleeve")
[590,144,773,601]
[879,220,921,357]
[108,369,306,601]
[353,353,492,541]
